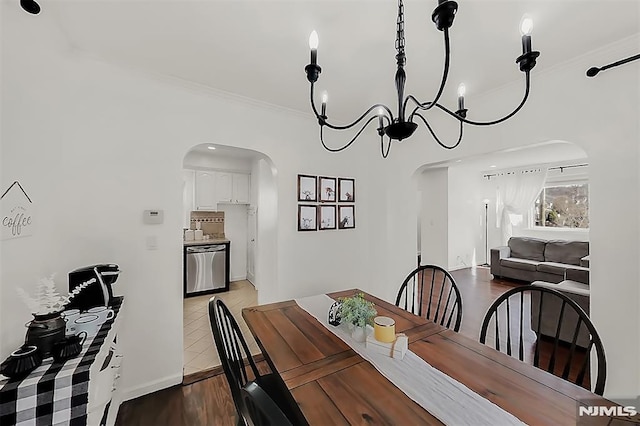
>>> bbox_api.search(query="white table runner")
[295,294,526,426]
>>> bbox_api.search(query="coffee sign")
[1,181,34,240]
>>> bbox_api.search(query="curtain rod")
[483,163,588,180]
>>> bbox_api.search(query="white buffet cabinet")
[0,297,124,426]
[88,297,124,426]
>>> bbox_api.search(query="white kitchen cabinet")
[216,172,250,204]
[232,173,250,204]
[215,172,233,203]
[195,170,217,210]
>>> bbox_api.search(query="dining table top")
[242,289,637,425]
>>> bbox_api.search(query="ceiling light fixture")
[207,146,216,150]
[304,0,540,158]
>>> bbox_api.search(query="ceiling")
[46,0,639,121]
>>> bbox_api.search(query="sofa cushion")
[580,255,590,267]
[508,237,546,262]
[544,240,589,266]
[500,258,539,272]
[566,266,589,284]
[536,262,567,276]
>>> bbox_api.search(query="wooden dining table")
[242,289,637,425]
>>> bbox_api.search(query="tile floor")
[183,280,260,376]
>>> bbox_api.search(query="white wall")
[218,204,248,281]
[418,168,448,268]
[0,8,377,402]
[254,158,277,299]
[448,167,484,269]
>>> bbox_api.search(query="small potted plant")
[17,275,69,357]
[339,293,377,342]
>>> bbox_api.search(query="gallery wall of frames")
[297,174,355,231]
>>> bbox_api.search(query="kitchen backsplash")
[190,211,225,238]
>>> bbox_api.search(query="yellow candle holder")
[374,316,396,343]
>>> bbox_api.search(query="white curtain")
[495,168,548,244]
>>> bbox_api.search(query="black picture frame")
[298,204,317,231]
[338,205,355,229]
[338,178,355,202]
[298,174,317,202]
[319,176,337,202]
[319,205,336,230]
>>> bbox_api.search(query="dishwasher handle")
[186,244,227,253]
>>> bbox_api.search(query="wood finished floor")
[117,267,592,425]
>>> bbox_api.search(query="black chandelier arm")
[319,115,380,153]
[310,83,394,131]
[437,71,532,126]
[401,27,451,117]
[413,112,464,150]
[406,95,434,121]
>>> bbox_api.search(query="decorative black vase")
[52,332,87,363]
[0,345,42,379]
[25,311,66,357]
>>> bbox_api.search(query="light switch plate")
[146,236,158,250]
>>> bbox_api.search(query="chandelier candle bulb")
[520,16,533,54]
[457,83,465,110]
[309,30,319,65]
[321,91,328,116]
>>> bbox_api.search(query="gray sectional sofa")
[491,237,589,284]
[492,237,591,347]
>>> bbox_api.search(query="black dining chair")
[479,286,606,395]
[240,382,293,426]
[208,297,306,426]
[395,264,463,332]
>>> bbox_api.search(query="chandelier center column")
[395,0,407,122]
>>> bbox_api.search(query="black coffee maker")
[66,264,120,310]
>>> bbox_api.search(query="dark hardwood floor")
[116,267,590,425]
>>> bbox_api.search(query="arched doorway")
[413,140,588,271]
[180,143,278,379]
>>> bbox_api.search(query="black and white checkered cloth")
[0,297,123,426]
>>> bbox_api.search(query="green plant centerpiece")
[338,293,377,342]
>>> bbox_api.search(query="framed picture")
[338,205,355,229]
[298,205,317,231]
[338,178,355,202]
[319,176,337,202]
[319,205,336,230]
[298,174,317,202]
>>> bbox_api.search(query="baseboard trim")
[121,373,183,402]
[449,265,469,271]
[230,275,247,282]
[182,353,266,386]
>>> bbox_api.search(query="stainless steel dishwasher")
[185,244,227,295]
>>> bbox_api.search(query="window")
[533,183,589,228]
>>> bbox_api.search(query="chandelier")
[304,0,540,158]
